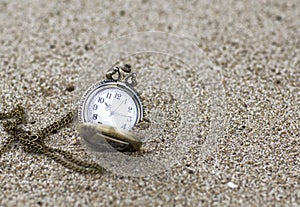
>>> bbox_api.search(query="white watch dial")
[84,87,139,131]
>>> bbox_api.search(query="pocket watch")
[78,64,143,132]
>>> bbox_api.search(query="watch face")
[79,81,142,131]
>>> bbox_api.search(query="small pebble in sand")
[227,182,238,189]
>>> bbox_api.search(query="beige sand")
[0,0,299,206]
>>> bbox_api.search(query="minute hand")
[112,112,132,118]
[111,100,125,115]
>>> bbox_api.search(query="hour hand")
[105,102,112,111]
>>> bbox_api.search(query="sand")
[0,0,299,206]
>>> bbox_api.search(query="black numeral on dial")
[121,123,126,130]
[114,93,122,100]
[93,104,98,110]
[92,114,98,120]
[106,93,112,99]
[128,106,132,112]
[98,97,104,103]
[127,116,132,122]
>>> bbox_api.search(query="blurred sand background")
[0,0,299,206]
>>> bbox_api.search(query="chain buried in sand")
[0,104,104,174]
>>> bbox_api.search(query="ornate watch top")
[106,64,137,87]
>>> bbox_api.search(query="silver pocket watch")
[79,64,143,131]
[78,64,143,132]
